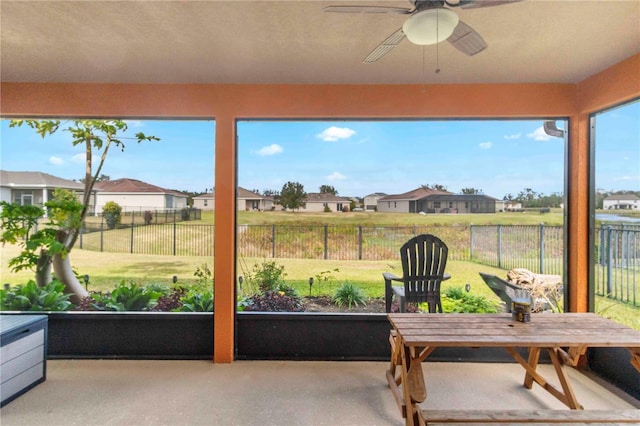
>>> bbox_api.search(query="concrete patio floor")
[1,360,638,426]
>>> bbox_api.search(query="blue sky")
[1,101,638,198]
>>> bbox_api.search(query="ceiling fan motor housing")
[402,8,459,45]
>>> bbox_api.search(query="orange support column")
[213,115,236,363]
[567,113,590,313]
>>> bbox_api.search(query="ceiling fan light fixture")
[402,8,459,45]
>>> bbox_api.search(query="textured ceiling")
[1,0,639,85]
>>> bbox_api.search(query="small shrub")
[323,205,332,212]
[251,261,287,293]
[440,287,499,313]
[103,201,122,229]
[0,279,72,311]
[244,291,305,312]
[332,282,367,308]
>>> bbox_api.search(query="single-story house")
[377,187,450,213]
[0,170,97,214]
[363,192,387,211]
[422,194,499,214]
[192,187,274,211]
[501,200,524,212]
[603,194,640,210]
[301,192,351,212]
[94,178,188,213]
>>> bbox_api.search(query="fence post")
[324,225,328,260]
[130,222,134,254]
[173,222,177,256]
[497,225,502,269]
[100,220,104,252]
[539,223,545,274]
[271,225,276,258]
[469,225,474,260]
[606,225,612,297]
[79,225,83,249]
[358,225,363,260]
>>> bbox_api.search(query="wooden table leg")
[547,347,583,409]
[505,346,583,410]
[523,347,540,389]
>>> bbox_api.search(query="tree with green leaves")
[2,119,158,302]
[279,181,306,211]
[461,187,483,195]
[319,185,337,195]
[422,183,448,192]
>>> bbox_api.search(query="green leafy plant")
[440,287,500,313]
[0,279,72,311]
[332,282,367,308]
[103,201,122,230]
[90,281,163,311]
[177,290,214,312]
[193,263,214,292]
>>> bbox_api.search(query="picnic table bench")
[386,313,640,426]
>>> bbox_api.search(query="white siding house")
[94,178,187,213]
[0,170,94,213]
[192,187,274,211]
[603,194,640,210]
[301,193,351,212]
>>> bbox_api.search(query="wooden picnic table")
[386,313,640,426]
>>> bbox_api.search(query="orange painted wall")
[1,53,638,362]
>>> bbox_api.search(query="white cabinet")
[1,315,47,407]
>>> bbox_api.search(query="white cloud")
[527,127,553,141]
[254,144,283,156]
[125,120,144,127]
[71,153,85,163]
[49,156,64,165]
[327,171,346,181]
[504,133,521,140]
[479,142,493,150]
[317,126,356,142]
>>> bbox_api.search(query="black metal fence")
[76,221,640,307]
[469,224,564,276]
[595,224,639,306]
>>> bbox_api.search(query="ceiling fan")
[324,0,522,63]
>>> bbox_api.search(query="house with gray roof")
[377,187,450,213]
[0,170,96,213]
[94,178,188,213]
[603,193,640,210]
[422,194,499,214]
[192,187,274,211]
[363,192,387,211]
[301,192,352,212]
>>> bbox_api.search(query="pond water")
[596,213,640,223]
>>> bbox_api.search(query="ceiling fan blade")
[323,5,412,14]
[457,0,523,9]
[447,20,487,56]
[363,28,406,63]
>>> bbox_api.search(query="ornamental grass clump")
[332,282,367,309]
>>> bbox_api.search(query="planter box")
[1,315,47,407]
[1,311,637,400]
